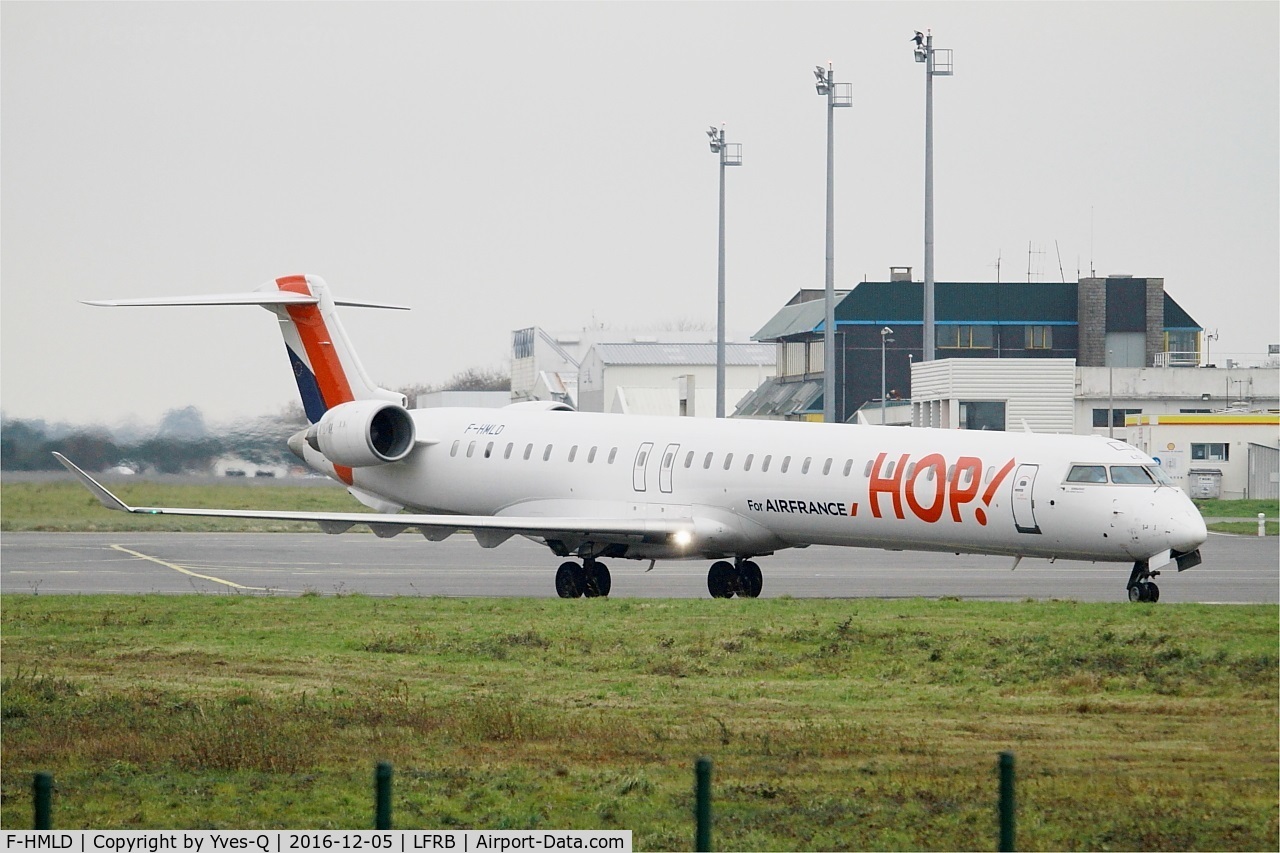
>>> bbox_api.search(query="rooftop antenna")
[989,250,1002,283]
[1026,241,1045,283]
[1089,206,1096,277]
[1055,240,1067,283]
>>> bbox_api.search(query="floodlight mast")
[707,124,741,418]
[915,30,952,363]
[814,62,852,423]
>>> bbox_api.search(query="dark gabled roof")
[752,280,1201,340]
[1163,293,1200,330]
[834,281,1078,324]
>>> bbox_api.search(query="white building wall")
[910,359,1076,434]
[1126,415,1280,499]
[1075,366,1279,435]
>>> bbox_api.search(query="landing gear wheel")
[738,561,763,598]
[708,561,736,598]
[1125,561,1163,604]
[584,560,611,598]
[555,561,584,598]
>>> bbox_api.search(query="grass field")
[2,595,1276,849]
[3,481,1277,535]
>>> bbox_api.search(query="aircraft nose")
[1168,502,1208,554]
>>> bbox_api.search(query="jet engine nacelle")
[309,400,416,467]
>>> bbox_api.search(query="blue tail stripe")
[287,344,328,423]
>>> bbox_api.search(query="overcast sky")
[3,1,1276,426]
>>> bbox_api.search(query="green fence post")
[998,751,1015,852]
[33,772,52,830]
[695,756,712,852]
[375,762,393,830]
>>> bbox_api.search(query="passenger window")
[588,446,597,463]
[450,440,460,457]
[801,457,811,474]
[762,455,772,472]
[637,450,648,467]
[543,445,553,462]
[467,441,476,458]
[744,454,754,472]
[723,452,734,470]
[822,458,833,475]
[864,460,874,477]
[703,453,714,470]
[504,442,514,460]
[884,460,895,478]
[905,462,915,479]
[484,442,493,459]
[1066,465,1107,484]
[1111,465,1155,485]
[684,451,695,468]
[523,443,533,461]
[843,459,853,476]
[569,445,578,462]
[608,448,618,464]
[664,451,674,468]
[781,456,791,473]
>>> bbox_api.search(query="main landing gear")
[1126,559,1161,603]
[555,559,611,598]
[707,559,763,599]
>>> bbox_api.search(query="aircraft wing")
[53,453,689,547]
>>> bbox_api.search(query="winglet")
[52,453,136,513]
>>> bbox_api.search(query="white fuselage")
[316,408,1207,565]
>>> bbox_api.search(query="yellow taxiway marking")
[110,544,267,591]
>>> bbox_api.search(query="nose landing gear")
[1126,559,1161,603]
[707,559,763,599]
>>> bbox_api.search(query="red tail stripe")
[275,276,355,411]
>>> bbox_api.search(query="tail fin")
[85,274,409,423]
[268,275,407,422]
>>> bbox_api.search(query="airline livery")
[58,275,1207,602]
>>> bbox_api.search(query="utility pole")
[706,124,741,418]
[913,30,952,362]
[813,62,852,422]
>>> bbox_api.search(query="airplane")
[56,274,1208,602]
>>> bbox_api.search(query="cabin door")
[632,442,654,492]
[1012,463,1042,534]
[659,443,680,494]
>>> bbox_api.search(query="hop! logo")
[867,453,1015,525]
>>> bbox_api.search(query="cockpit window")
[1148,466,1175,486]
[1066,465,1107,483]
[1110,465,1155,485]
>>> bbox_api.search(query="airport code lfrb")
[1,833,632,853]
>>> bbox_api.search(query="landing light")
[673,530,693,548]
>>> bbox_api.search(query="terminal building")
[735,271,1205,423]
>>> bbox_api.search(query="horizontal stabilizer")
[83,293,409,310]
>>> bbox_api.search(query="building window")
[959,401,1006,431]
[1026,325,1052,349]
[1191,443,1229,462]
[1092,408,1142,428]
[1165,329,1199,358]
[937,325,995,349]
